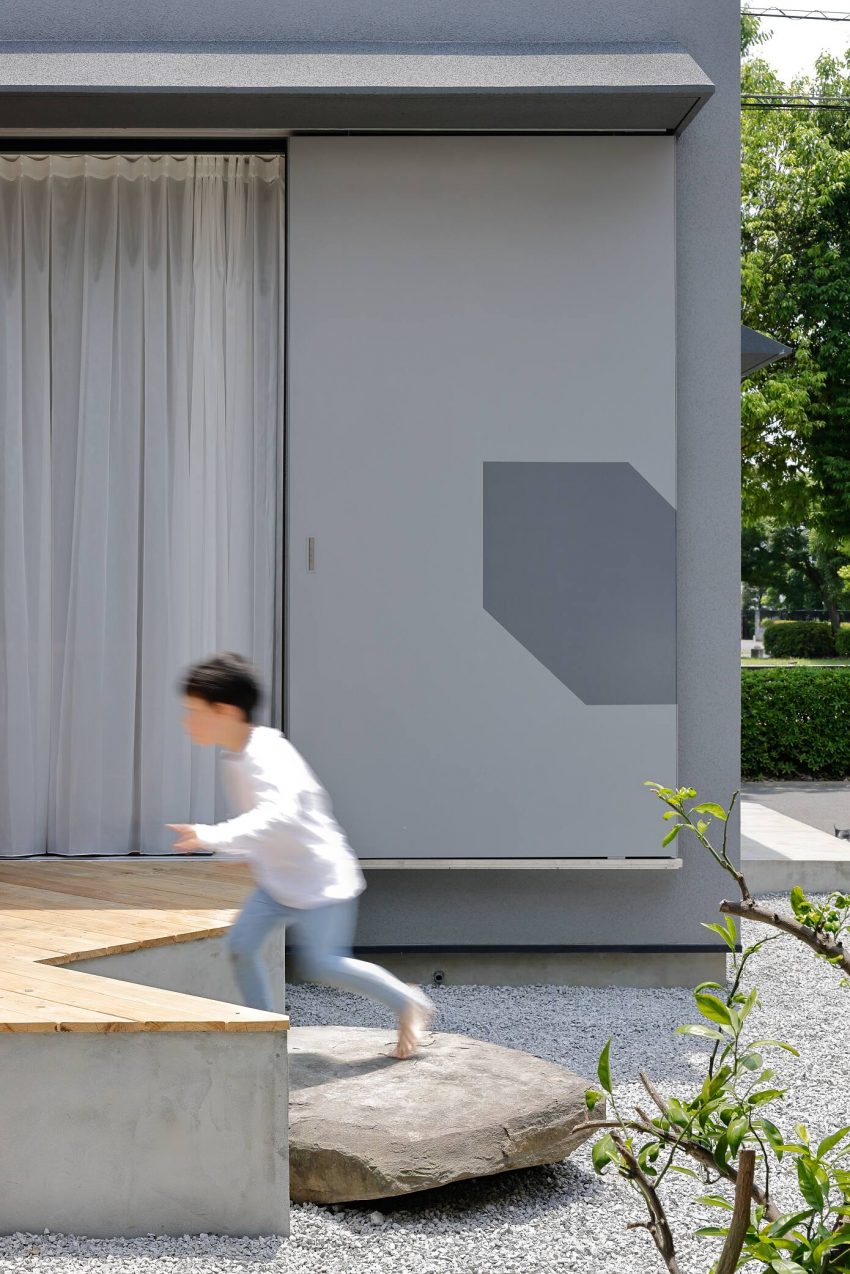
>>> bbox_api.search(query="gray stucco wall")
[287,134,679,867]
[0,0,740,954]
[0,0,737,52]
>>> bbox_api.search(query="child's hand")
[167,823,204,853]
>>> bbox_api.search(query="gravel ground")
[2,894,849,1274]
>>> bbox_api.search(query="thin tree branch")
[716,1149,755,1274]
[574,1117,780,1222]
[610,1131,682,1274]
[640,1071,672,1117]
[720,897,850,975]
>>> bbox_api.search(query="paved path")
[741,784,850,892]
[742,781,850,835]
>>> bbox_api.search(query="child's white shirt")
[192,726,365,909]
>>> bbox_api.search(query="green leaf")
[741,1052,764,1071]
[665,1098,689,1128]
[591,1134,615,1174]
[769,1261,808,1274]
[662,825,682,847]
[767,1208,815,1239]
[696,1194,735,1210]
[790,886,808,919]
[597,1040,612,1095]
[797,1158,826,1210]
[695,993,734,1027]
[727,1116,750,1155]
[691,803,728,820]
[738,987,759,1022]
[702,922,738,952]
[759,1119,786,1160]
[584,1088,604,1112]
[751,1039,800,1057]
[676,1024,726,1042]
[812,1229,850,1260]
[817,1125,850,1159]
[714,1133,731,1172]
[695,1226,732,1238]
[749,1088,786,1106]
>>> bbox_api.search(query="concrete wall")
[0,1030,288,1237]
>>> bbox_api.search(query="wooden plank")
[0,859,290,1030]
[0,861,252,909]
[0,880,237,936]
[0,983,136,1029]
[0,886,233,935]
[0,917,216,969]
[0,958,289,1024]
[0,906,222,952]
[0,963,289,1034]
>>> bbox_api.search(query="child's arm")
[176,764,300,857]
[190,800,294,855]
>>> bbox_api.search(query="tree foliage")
[741,523,847,629]
[741,11,850,607]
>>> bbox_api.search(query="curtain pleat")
[0,153,285,856]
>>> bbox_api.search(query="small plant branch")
[637,1071,779,1217]
[574,1117,780,1222]
[658,788,752,902]
[639,1071,672,1118]
[747,1122,773,1217]
[720,897,850,975]
[715,1149,755,1274]
[611,1131,682,1274]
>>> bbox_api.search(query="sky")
[751,3,850,82]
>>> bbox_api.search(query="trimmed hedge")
[762,620,836,658]
[836,628,850,658]
[742,666,850,778]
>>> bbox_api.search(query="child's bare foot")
[393,989,434,1060]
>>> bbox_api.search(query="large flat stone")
[288,1026,593,1204]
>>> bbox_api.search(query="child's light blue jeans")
[227,886,420,1015]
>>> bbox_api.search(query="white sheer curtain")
[0,153,284,856]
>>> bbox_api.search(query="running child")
[168,651,433,1059]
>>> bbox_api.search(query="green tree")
[742,523,847,631]
[741,9,767,58]
[741,55,838,528]
[741,13,850,626]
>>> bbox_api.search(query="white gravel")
[2,893,848,1274]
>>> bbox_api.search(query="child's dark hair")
[180,652,262,723]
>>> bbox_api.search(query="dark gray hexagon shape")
[483,462,676,705]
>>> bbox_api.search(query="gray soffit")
[0,43,714,135]
[741,324,792,379]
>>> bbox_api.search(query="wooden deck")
[0,858,289,1033]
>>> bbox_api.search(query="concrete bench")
[0,858,289,1238]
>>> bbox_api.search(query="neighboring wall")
[0,0,741,954]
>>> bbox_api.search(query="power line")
[743,91,850,107]
[748,6,850,19]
